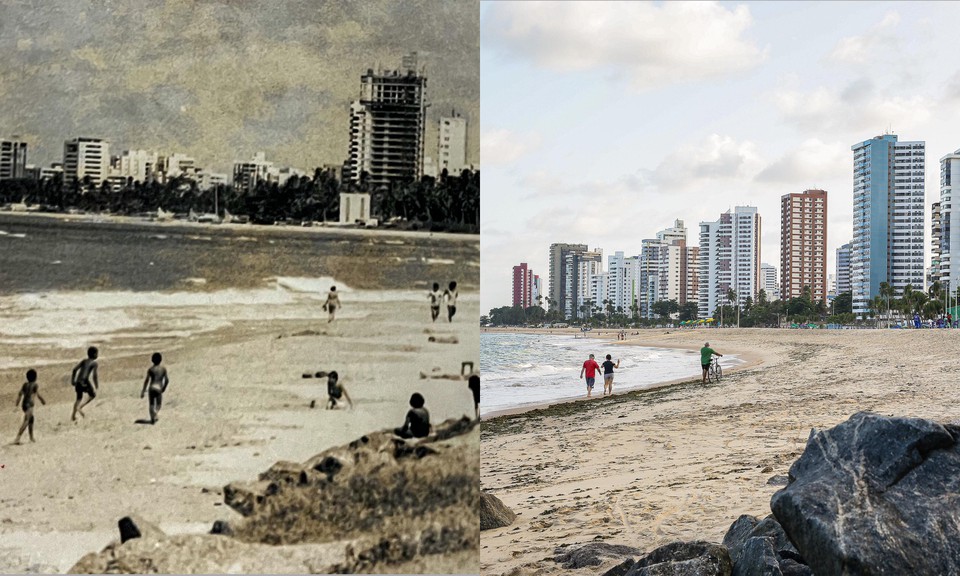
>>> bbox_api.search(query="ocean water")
[479,332,741,415]
[0,214,478,371]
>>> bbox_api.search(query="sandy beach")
[0,293,479,572]
[480,327,960,576]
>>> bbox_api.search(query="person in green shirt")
[700,342,722,383]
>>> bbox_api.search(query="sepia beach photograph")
[0,1,479,573]
[480,2,960,575]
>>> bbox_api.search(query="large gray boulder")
[771,411,960,576]
[554,542,641,569]
[479,491,516,531]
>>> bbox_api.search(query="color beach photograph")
[480,2,960,575]
[0,1,479,573]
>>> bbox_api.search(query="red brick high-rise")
[780,189,828,303]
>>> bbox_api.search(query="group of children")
[13,346,169,444]
[428,281,459,323]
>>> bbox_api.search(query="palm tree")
[879,282,894,328]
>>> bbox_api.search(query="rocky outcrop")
[70,416,479,574]
[479,491,516,531]
[554,542,641,569]
[722,514,803,576]
[771,411,960,576]
[626,541,732,576]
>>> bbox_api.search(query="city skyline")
[0,0,479,176]
[481,1,960,314]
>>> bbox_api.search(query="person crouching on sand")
[14,369,45,444]
[395,392,431,438]
[71,346,99,421]
[580,353,601,398]
[140,352,169,424]
[326,371,353,409]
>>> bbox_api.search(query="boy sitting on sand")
[71,346,99,421]
[326,371,353,409]
[395,392,431,439]
[14,369,46,444]
[140,352,169,424]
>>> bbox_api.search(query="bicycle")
[707,356,722,383]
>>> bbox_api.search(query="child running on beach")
[468,374,480,420]
[71,346,99,421]
[14,369,45,444]
[601,354,620,396]
[429,282,443,322]
[140,352,169,424]
[443,281,458,322]
[322,286,341,323]
[395,392,431,438]
[326,371,353,409]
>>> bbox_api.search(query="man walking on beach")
[140,352,169,424]
[322,286,341,323]
[580,354,601,398]
[700,342,722,384]
[14,369,45,444]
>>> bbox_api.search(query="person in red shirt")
[580,353,602,398]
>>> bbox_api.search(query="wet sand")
[480,328,960,576]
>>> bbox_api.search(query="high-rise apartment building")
[780,189,828,302]
[345,53,427,188]
[117,150,158,184]
[232,152,274,194]
[63,137,109,187]
[850,135,925,316]
[836,242,852,295]
[548,243,588,314]
[931,201,942,289]
[698,206,761,319]
[438,114,467,175]
[760,263,779,301]
[512,263,540,309]
[0,138,27,180]
[938,149,960,294]
[564,249,602,319]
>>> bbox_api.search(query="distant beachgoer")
[443,281,459,322]
[700,342,722,384]
[14,369,45,444]
[71,346,99,421]
[580,353,601,398]
[394,392,431,438]
[428,282,443,322]
[326,371,353,409]
[601,354,620,396]
[468,374,480,420]
[322,286,341,323]
[914,313,921,329]
[140,352,169,425]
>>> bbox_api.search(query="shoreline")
[481,327,767,419]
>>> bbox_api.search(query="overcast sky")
[0,0,478,174]
[480,1,960,314]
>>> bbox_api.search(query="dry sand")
[0,299,479,573]
[480,327,960,576]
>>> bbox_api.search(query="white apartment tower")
[0,138,27,180]
[939,149,960,294]
[438,114,467,175]
[760,263,779,301]
[698,206,761,319]
[564,249,602,319]
[63,137,110,187]
[850,135,925,316]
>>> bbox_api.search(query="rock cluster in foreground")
[560,412,960,576]
[70,416,479,574]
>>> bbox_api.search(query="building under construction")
[345,53,427,188]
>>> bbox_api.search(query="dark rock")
[210,520,233,535]
[626,541,732,576]
[723,515,797,567]
[766,475,789,486]
[777,558,812,576]
[602,558,637,576]
[771,411,960,576]
[750,516,798,559]
[722,515,759,564]
[554,542,641,569]
[313,456,343,480]
[118,516,141,543]
[479,491,516,531]
[223,480,274,516]
[733,537,780,576]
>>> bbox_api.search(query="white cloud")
[772,81,933,133]
[481,128,542,166]
[829,11,901,64]
[652,134,763,187]
[483,1,766,91]
[755,139,849,185]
